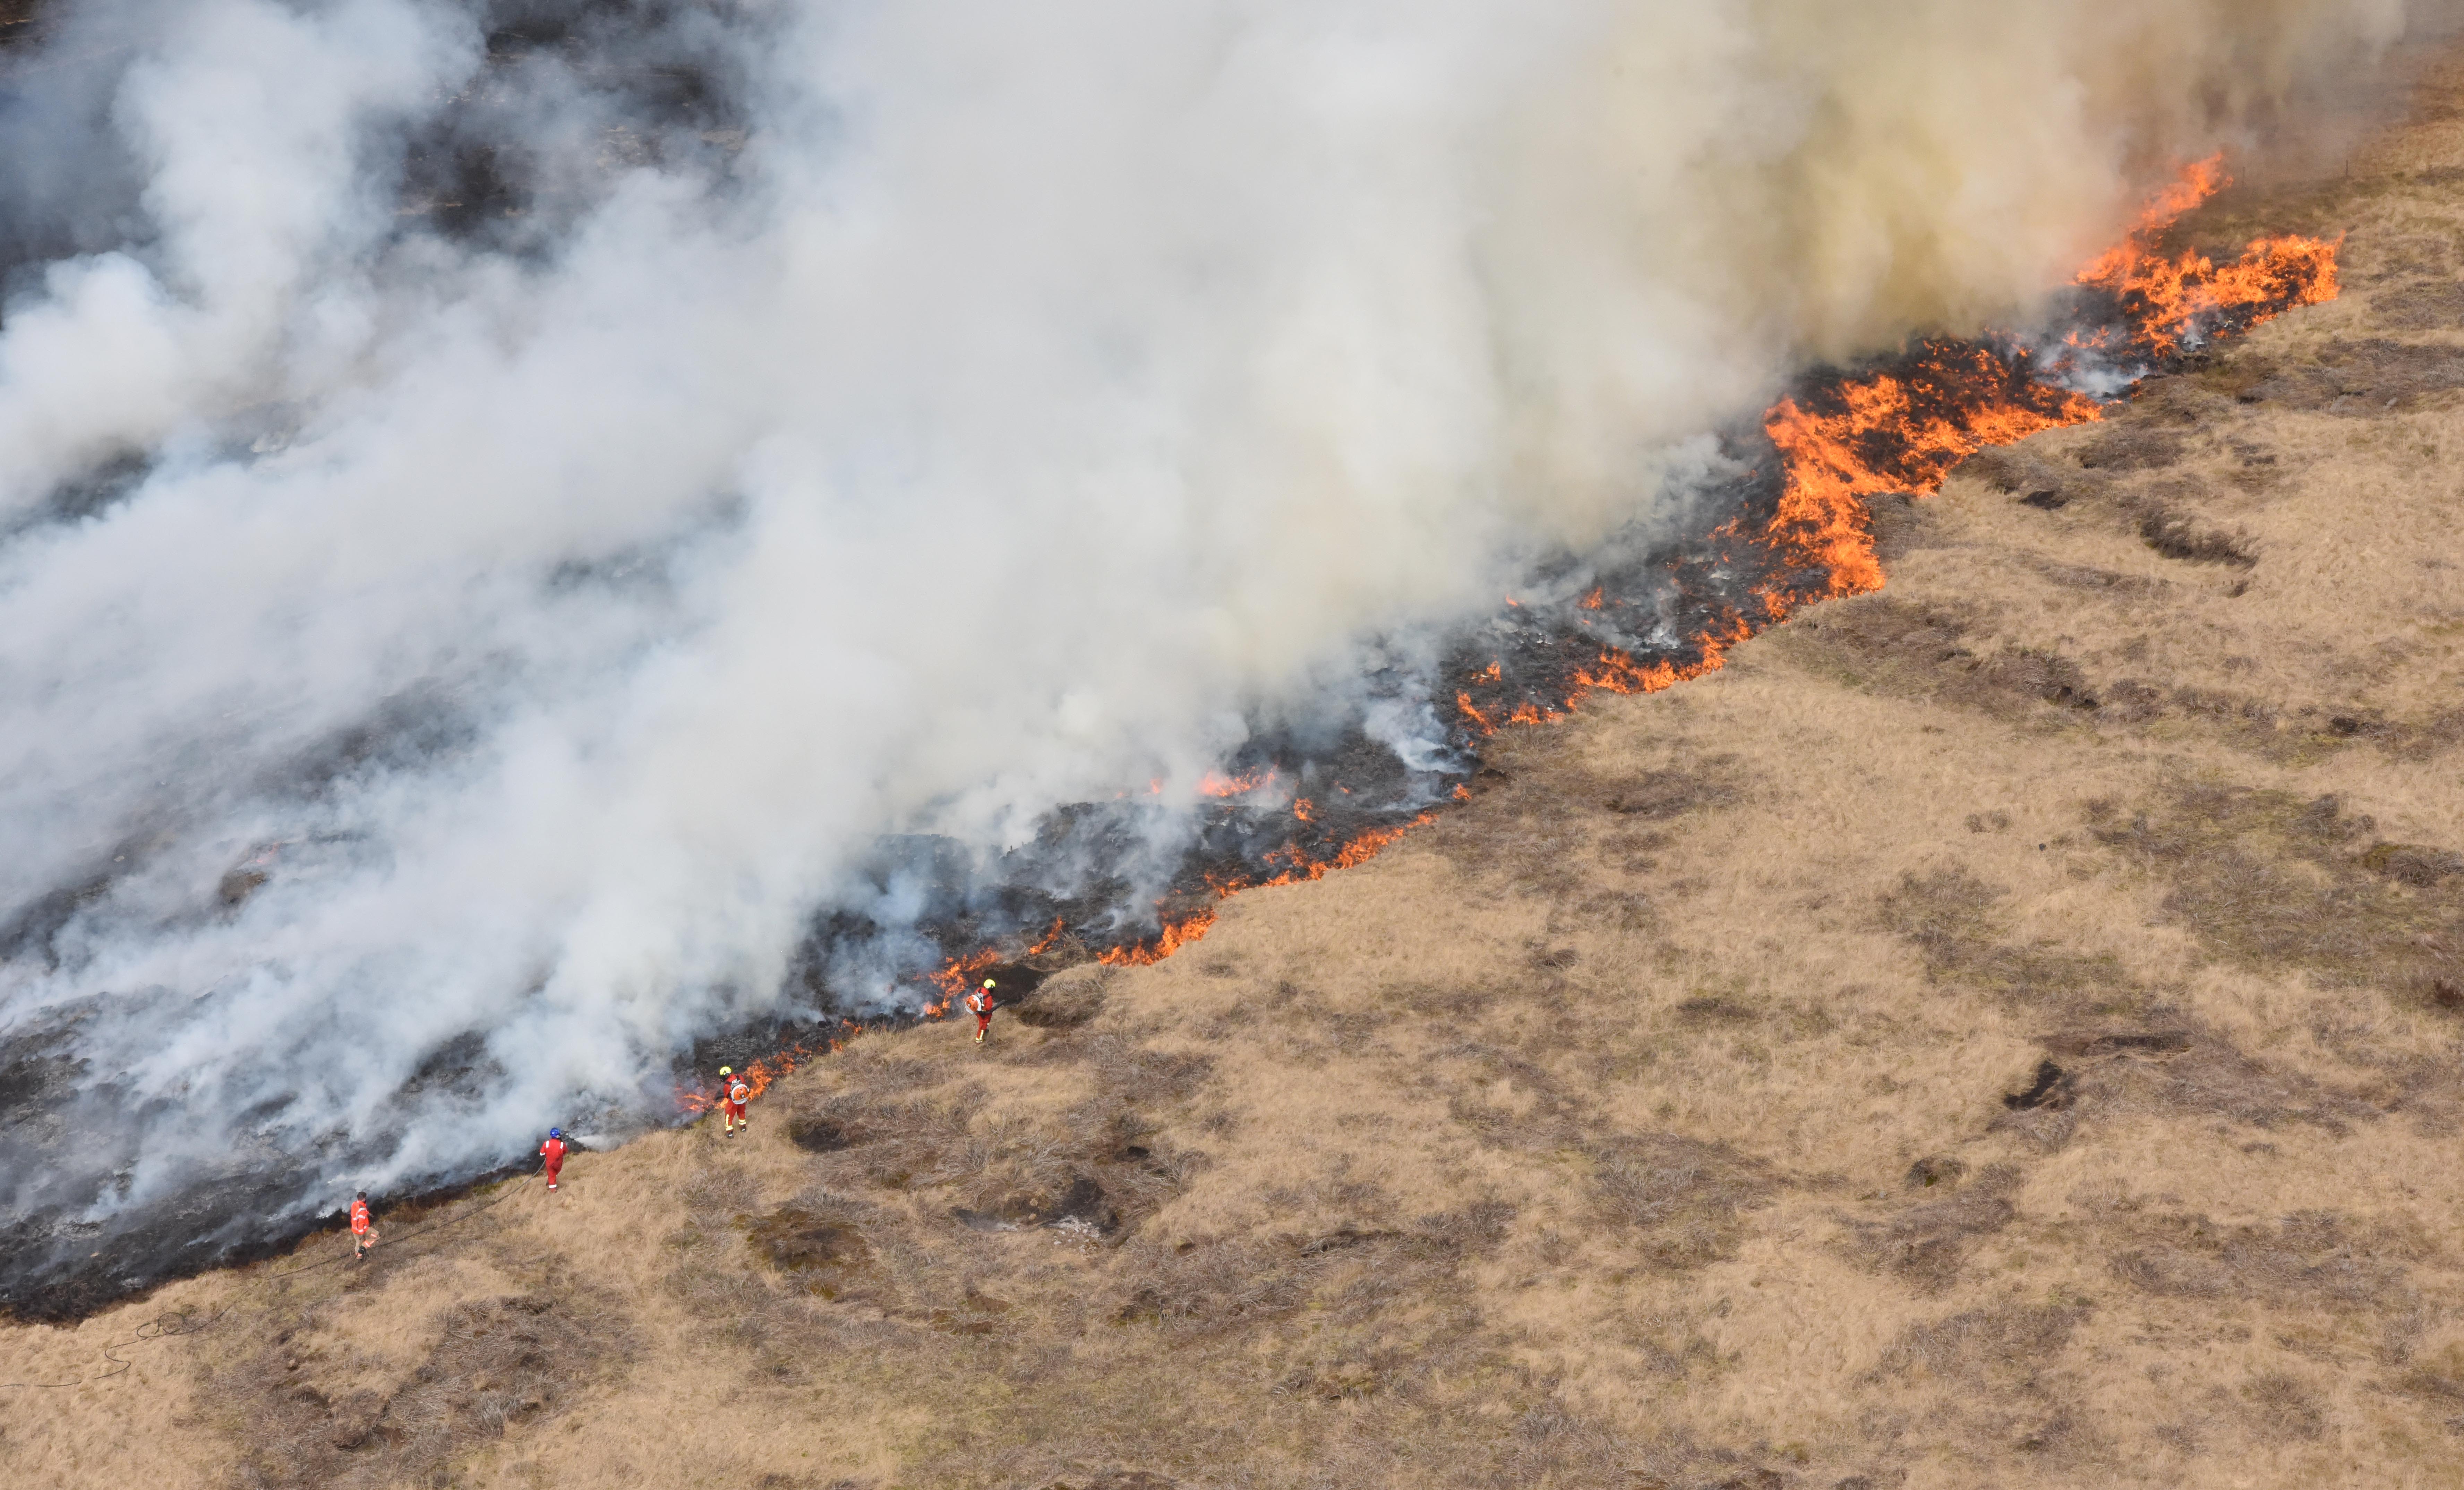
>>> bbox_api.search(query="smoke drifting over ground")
[0,0,2421,1299]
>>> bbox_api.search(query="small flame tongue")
[1760,345,2101,603]
[2072,153,2342,360]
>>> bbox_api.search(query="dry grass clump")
[1586,1133,1776,1273]
[1013,969,1112,1029]
[2205,337,2464,414]
[788,1039,1205,1241]
[2074,425,2189,473]
[221,1275,632,1490]
[1875,866,2148,1017]
[743,1202,879,1301]
[1874,1299,2086,1386]
[2062,1023,2373,1136]
[1110,1201,1511,1342]
[2087,787,2464,998]
[2133,505,2257,568]
[1781,597,2105,718]
[1600,760,1744,821]
[1870,1301,2103,1470]
[2106,1209,2414,1311]
[1961,445,2087,509]
[1840,1163,2023,1292]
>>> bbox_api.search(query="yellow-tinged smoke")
[1480,0,2412,533]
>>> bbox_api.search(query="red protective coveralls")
[540,1135,567,1190]
[722,1079,750,1133]
[350,1197,376,1258]
[966,987,995,1041]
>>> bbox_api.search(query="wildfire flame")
[1752,155,2336,613]
[2071,154,2340,359]
[923,946,1000,1016]
[1098,908,1220,966]
[1461,152,2337,740]
[1759,342,2102,603]
[676,1032,849,1114]
[682,156,2339,1119]
[1197,767,1276,798]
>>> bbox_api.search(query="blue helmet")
[549,1127,562,1139]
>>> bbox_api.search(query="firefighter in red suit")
[966,979,997,1043]
[349,1191,378,1261]
[719,1066,751,1135]
[540,1128,568,1191]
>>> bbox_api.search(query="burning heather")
[0,0,2392,1313]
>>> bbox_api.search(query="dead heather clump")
[2105,1208,2416,1314]
[744,1199,881,1301]
[1601,759,1744,821]
[1782,598,2104,718]
[1962,444,2090,509]
[1427,740,1614,899]
[1874,1299,2086,1385]
[1869,1301,2102,1468]
[2219,337,2464,413]
[1014,969,1112,1029]
[2133,505,2257,568]
[785,1091,974,1190]
[2075,425,2188,473]
[1840,1162,2024,1293]
[2087,788,2464,1000]
[1587,1132,1777,1272]
[2048,1024,2370,1137]
[1874,866,2147,1016]
[776,1028,1207,1248]
[222,1283,633,1490]
[1108,1201,1515,1418]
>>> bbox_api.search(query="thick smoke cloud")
[0,0,2417,1250]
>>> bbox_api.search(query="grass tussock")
[1840,1162,2023,1292]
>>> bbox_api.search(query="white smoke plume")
[0,0,2423,1278]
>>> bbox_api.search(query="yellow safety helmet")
[982,979,995,989]
[719,1065,732,1076]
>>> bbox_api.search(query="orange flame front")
[1098,908,1220,966]
[2070,154,2340,359]
[681,157,2339,1116]
[1197,767,1276,798]
[1760,344,2102,603]
[924,946,999,1017]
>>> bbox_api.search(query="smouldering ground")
[14,51,2464,1490]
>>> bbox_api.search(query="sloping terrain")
[12,45,2464,1490]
